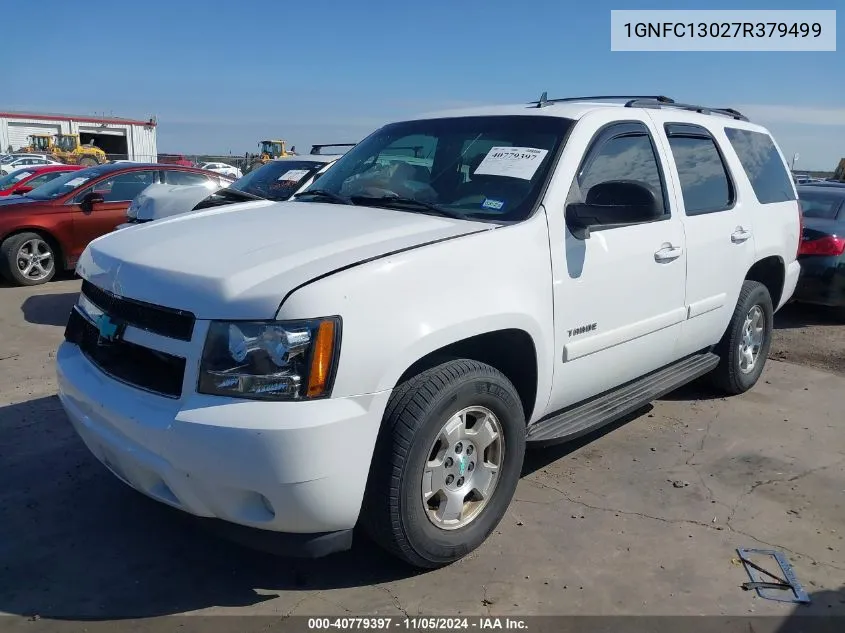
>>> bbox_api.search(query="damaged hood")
[77,201,491,320]
[127,183,271,223]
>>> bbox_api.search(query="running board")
[526,352,720,446]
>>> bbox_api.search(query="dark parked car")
[0,163,231,286]
[794,185,845,315]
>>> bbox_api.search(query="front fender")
[278,214,555,421]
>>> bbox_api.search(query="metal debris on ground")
[736,548,811,604]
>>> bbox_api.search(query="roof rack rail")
[532,93,674,108]
[310,143,357,155]
[624,98,749,121]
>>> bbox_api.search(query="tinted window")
[25,172,65,188]
[725,128,796,204]
[572,123,667,215]
[0,170,33,188]
[797,189,843,220]
[665,125,733,215]
[227,160,326,201]
[76,170,157,203]
[165,170,211,186]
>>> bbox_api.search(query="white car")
[118,154,340,227]
[0,154,62,175]
[198,162,243,179]
[58,95,801,569]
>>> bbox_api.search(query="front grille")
[81,280,195,341]
[65,308,186,398]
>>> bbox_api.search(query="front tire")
[362,360,526,569]
[0,232,57,286]
[710,280,774,394]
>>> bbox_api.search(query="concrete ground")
[1,278,843,626]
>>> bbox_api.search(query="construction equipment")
[19,134,56,155]
[52,134,107,167]
[246,139,293,172]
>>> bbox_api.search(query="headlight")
[198,317,340,400]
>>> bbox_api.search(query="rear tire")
[361,360,526,569]
[0,232,57,286]
[710,280,774,394]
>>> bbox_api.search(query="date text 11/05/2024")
[307,617,528,630]
[623,21,823,38]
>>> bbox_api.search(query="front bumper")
[56,341,390,552]
[793,256,845,307]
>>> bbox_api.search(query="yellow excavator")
[246,139,294,172]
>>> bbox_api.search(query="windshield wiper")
[225,188,265,201]
[293,189,354,205]
[349,195,465,220]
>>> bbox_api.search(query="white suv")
[57,95,801,569]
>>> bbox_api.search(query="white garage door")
[7,122,62,151]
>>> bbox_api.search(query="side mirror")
[80,191,105,213]
[566,180,661,239]
[15,186,33,194]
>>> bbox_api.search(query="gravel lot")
[1,278,843,629]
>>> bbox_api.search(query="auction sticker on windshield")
[65,177,89,188]
[474,147,549,180]
[12,171,33,181]
[278,169,310,182]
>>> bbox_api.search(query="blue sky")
[5,0,842,169]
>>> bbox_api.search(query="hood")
[129,183,224,222]
[77,201,492,319]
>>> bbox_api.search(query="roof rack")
[532,93,675,108]
[625,98,749,121]
[310,143,356,155]
[529,92,748,121]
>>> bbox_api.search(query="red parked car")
[0,162,232,286]
[0,164,83,197]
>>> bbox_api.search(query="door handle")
[654,245,683,262]
[731,227,753,243]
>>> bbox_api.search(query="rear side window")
[664,124,734,216]
[165,170,211,186]
[724,128,796,204]
[797,190,843,220]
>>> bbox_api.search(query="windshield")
[799,190,844,220]
[1,155,18,164]
[0,170,34,189]
[296,115,572,222]
[261,142,283,156]
[31,136,50,150]
[55,136,76,151]
[24,167,102,200]
[226,160,327,201]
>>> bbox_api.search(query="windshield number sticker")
[13,172,33,181]
[474,147,549,180]
[65,177,89,188]
[278,169,310,182]
[482,198,505,210]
